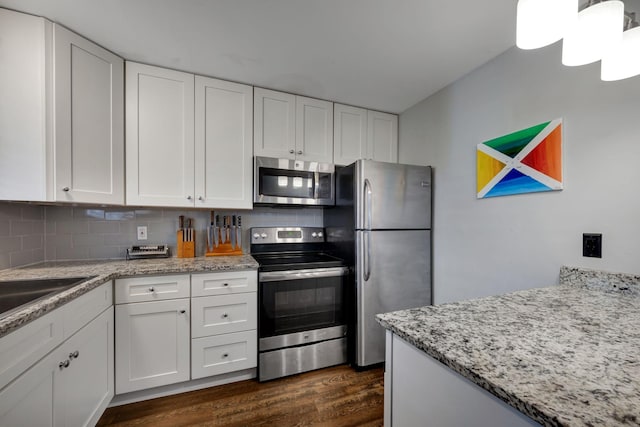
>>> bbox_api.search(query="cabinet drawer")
[191,330,257,379]
[191,293,257,338]
[63,281,113,338]
[0,308,63,391]
[115,275,190,304]
[191,271,257,297]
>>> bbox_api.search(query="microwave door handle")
[313,171,319,200]
[363,179,372,230]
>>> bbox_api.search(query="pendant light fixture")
[561,0,624,66]
[601,13,640,81]
[516,0,578,49]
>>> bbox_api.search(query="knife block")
[205,226,243,257]
[176,230,195,258]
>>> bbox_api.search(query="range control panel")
[250,227,325,244]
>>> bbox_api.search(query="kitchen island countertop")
[377,266,640,427]
[0,256,258,338]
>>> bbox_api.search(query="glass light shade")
[601,26,640,81]
[516,0,578,49]
[562,1,624,66]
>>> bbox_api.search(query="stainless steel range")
[251,227,348,382]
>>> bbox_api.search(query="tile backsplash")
[0,203,45,270]
[42,205,323,262]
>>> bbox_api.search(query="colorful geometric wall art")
[477,119,563,199]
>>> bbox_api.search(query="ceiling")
[0,0,518,113]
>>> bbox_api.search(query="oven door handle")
[259,267,349,282]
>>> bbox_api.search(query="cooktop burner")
[250,227,345,272]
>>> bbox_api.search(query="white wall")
[399,43,640,304]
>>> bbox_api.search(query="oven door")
[258,267,348,350]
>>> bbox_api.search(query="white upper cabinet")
[367,110,398,163]
[296,96,334,163]
[127,63,253,209]
[54,24,124,204]
[334,104,367,166]
[333,104,398,165]
[253,88,295,159]
[0,9,124,204]
[126,62,195,207]
[195,76,253,209]
[254,88,333,163]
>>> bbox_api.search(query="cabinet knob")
[187,195,193,200]
[59,359,70,369]
[198,196,204,201]
[222,353,229,358]
[289,149,295,154]
[223,283,229,287]
[222,313,228,318]
[180,309,186,314]
[297,150,303,155]
[149,287,155,292]
[69,350,79,359]
[62,187,70,192]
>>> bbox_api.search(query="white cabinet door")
[54,24,124,205]
[333,104,367,166]
[254,88,333,163]
[367,110,398,163]
[195,76,253,209]
[0,307,113,427]
[56,307,114,427]
[0,9,51,202]
[0,349,56,427]
[254,88,296,159]
[126,62,195,207]
[115,298,190,394]
[296,96,333,163]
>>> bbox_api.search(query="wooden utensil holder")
[176,230,195,258]
[205,226,243,257]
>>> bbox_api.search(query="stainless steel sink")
[0,276,93,318]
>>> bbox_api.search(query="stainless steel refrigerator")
[325,160,432,368]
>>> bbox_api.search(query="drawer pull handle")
[222,353,229,358]
[223,283,229,287]
[69,350,79,359]
[222,313,228,318]
[59,359,70,369]
[149,287,155,292]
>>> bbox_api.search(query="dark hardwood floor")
[97,365,384,427]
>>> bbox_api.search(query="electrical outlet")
[137,226,148,241]
[583,233,602,258]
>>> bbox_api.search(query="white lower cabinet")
[192,330,257,379]
[0,305,114,427]
[114,298,190,394]
[191,271,257,380]
[385,331,540,427]
[114,271,257,398]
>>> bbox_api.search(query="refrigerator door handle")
[363,230,371,281]
[363,179,372,230]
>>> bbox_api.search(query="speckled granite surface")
[377,266,640,427]
[0,256,258,338]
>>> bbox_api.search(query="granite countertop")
[376,266,640,427]
[0,255,258,338]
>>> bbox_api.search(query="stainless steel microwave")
[254,156,335,206]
